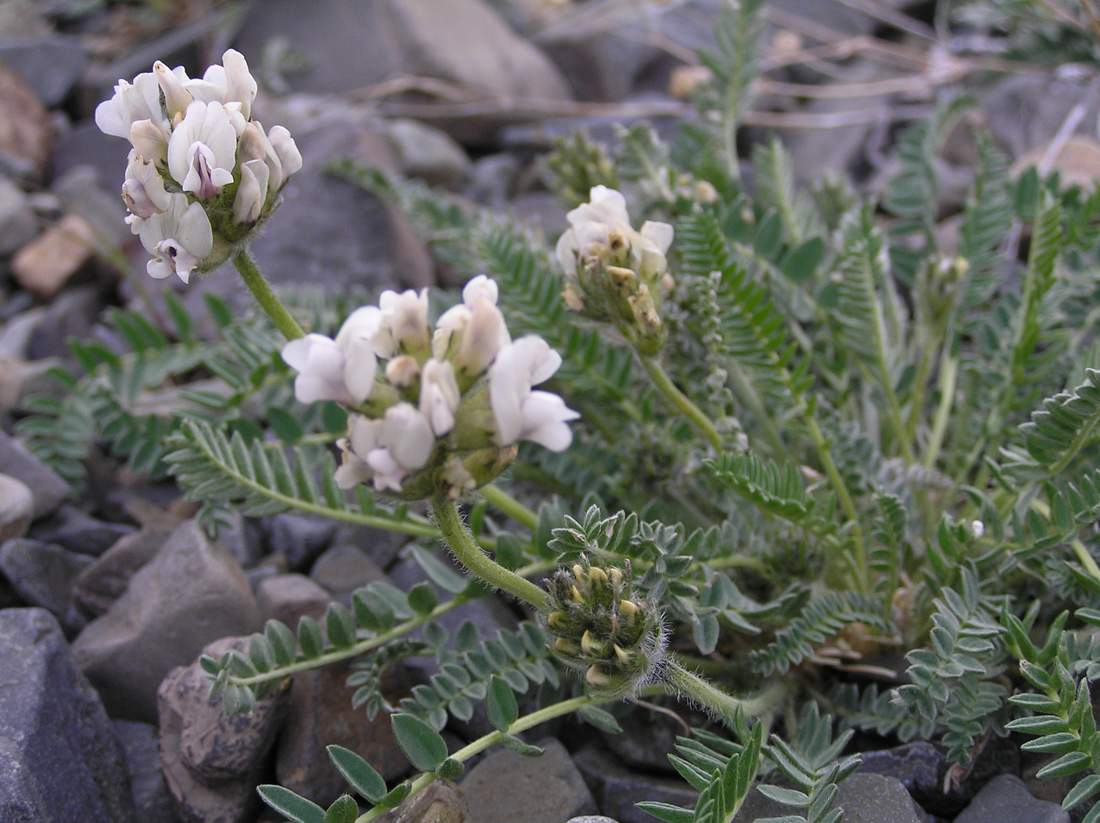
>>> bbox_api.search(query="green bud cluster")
[543,558,665,696]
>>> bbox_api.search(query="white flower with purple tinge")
[95,48,302,282]
[138,194,213,284]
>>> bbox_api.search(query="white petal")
[222,49,257,118]
[349,416,383,457]
[462,274,498,306]
[640,221,674,255]
[178,202,213,258]
[281,335,328,371]
[343,338,377,404]
[419,359,460,436]
[269,125,302,179]
[382,403,434,470]
[555,229,578,274]
[520,391,578,451]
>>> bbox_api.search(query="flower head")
[544,559,666,696]
[554,186,674,354]
[282,275,577,498]
[95,48,301,283]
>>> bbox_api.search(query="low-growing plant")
[29,3,1100,821]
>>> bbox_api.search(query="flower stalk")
[233,248,304,341]
[432,495,551,611]
[640,354,723,450]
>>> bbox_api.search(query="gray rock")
[214,510,265,568]
[49,120,130,185]
[834,773,924,822]
[730,785,798,822]
[264,511,339,571]
[575,745,696,823]
[955,774,1069,823]
[26,285,102,361]
[0,37,87,105]
[386,119,471,187]
[0,537,91,631]
[276,658,413,806]
[331,521,407,568]
[28,504,136,557]
[73,519,262,722]
[467,153,520,208]
[53,165,132,252]
[112,720,180,823]
[0,608,135,822]
[0,472,33,541]
[378,783,468,822]
[0,430,69,518]
[460,738,596,823]
[237,0,569,101]
[858,741,943,803]
[158,636,287,823]
[72,522,175,617]
[984,73,1100,161]
[310,543,387,602]
[0,175,37,254]
[601,703,682,773]
[255,572,330,626]
[568,818,619,823]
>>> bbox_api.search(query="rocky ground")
[2,0,1099,821]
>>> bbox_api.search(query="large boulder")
[236,0,569,101]
[275,658,413,807]
[955,774,1069,823]
[460,738,596,823]
[0,608,135,822]
[72,522,176,617]
[158,636,288,823]
[72,519,262,722]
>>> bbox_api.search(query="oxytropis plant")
[62,7,1100,822]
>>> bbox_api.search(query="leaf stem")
[640,355,723,450]
[232,247,305,341]
[432,496,551,611]
[480,484,538,531]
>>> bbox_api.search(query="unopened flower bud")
[386,355,421,388]
[153,61,192,119]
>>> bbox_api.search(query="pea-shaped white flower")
[168,101,238,199]
[433,275,511,375]
[94,72,166,142]
[281,306,382,405]
[121,150,171,232]
[378,289,430,355]
[489,336,578,451]
[138,194,213,284]
[182,48,258,119]
[419,358,461,436]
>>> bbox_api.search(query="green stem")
[433,496,550,611]
[640,355,723,450]
[663,657,783,730]
[805,413,869,591]
[233,248,305,340]
[480,484,538,531]
[923,353,957,469]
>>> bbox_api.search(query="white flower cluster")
[554,186,674,354]
[95,49,302,284]
[281,276,578,497]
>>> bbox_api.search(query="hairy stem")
[233,248,305,340]
[433,496,551,611]
[480,484,538,531]
[640,355,723,450]
[663,657,783,730]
